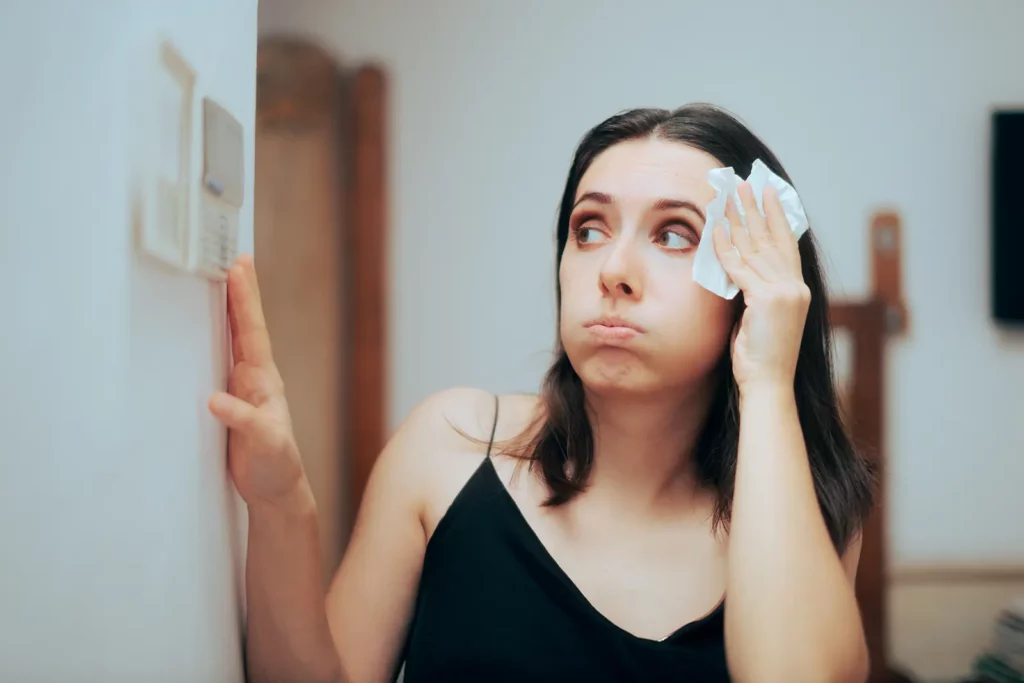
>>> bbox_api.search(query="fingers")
[227,255,274,367]
[726,184,803,284]
[226,284,244,364]
[238,253,265,311]
[209,391,260,432]
[762,185,798,250]
[762,186,802,274]
[715,183,808,300]
[737,182,770,245]
[712,221,756,292]
[725,195,754,255]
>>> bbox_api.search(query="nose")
[598,240,643,301]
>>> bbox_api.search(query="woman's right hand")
[208,254,309,512]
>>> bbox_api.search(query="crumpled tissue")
[692,159,810,299]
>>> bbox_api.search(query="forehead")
[576,138,722,206]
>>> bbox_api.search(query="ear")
[841,531,863,585]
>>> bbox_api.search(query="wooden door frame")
[346,66,388,524]
[255,38,388,543]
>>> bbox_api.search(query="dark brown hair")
[511,103,874,553]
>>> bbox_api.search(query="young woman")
[209,104,875,683]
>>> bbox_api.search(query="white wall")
[0,1,256,681]
[257,0,1024,568]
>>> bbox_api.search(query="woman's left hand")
[712,182,810,395]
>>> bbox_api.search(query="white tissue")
[692,159,810,299]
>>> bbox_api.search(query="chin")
[565,337,724,400]
[569,347,666,396]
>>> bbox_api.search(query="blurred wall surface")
[0,1,257,681]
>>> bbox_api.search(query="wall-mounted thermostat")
[136,41,244,280]
[196,98,244,281]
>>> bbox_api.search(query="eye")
[655,225,698,250]
[572,224,608,246]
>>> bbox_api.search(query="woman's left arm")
[728,385,867,683]
[712,183,868,683]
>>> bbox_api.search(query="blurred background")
[2,1,1022,681]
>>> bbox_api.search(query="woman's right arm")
[210,256,477,683]
[244,479,342,683]
[208,255,347,682]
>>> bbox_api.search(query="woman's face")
[559,138,735,396]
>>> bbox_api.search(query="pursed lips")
[583,316,644,342]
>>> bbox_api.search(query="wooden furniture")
[254,39,387,581]
[830,211,913,683]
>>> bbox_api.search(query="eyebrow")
[573,191,706,222]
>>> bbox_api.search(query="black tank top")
[398,397,731,682]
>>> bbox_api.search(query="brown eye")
[656,226,697,250]
[571,221,609,247]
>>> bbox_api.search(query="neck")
[583,383,717,511]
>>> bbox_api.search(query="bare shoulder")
[394,386,504,449]
[387,387,541,537]
[391,386,539,458]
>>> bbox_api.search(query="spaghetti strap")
[486,395,499,457]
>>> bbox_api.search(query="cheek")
[660,283,735,353]
[696,289,735,331]
[557,263,573,332]
[558,258,589,313]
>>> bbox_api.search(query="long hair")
[514,104,875,553]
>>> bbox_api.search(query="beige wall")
[889,569,1024,681]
